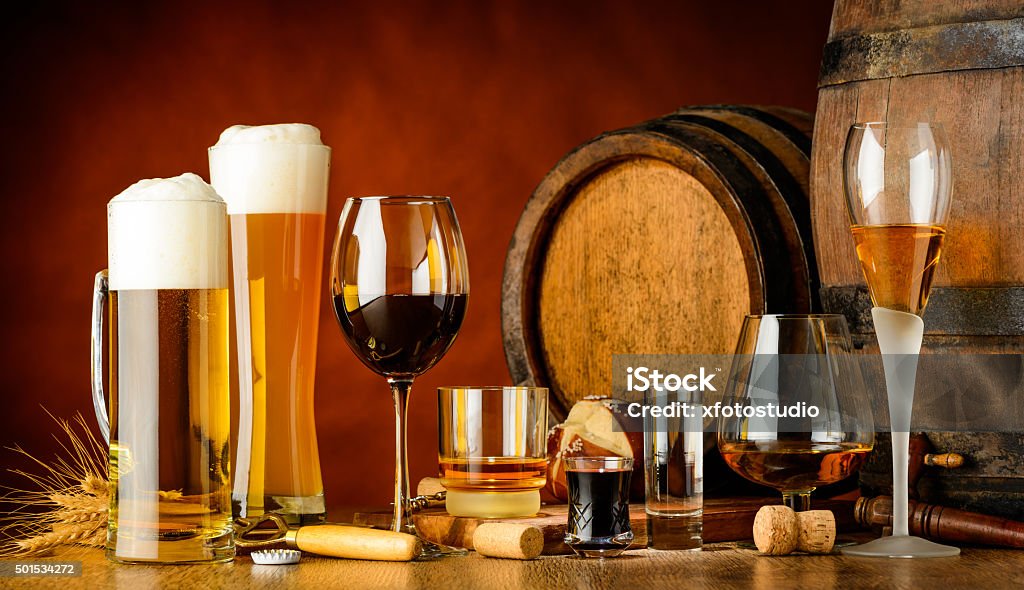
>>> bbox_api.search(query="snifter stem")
[388,378,415,534]
[782,491,812,512]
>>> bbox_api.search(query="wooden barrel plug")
[924,453,964,469]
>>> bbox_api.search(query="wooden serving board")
[354,497,857,555]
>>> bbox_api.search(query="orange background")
[0,1,832,512]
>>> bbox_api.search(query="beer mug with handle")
[90,173,234,564]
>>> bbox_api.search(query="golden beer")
[229,212,325,502]
[93,173,233,563]
[209,124,331,523]
[107,288,232,563]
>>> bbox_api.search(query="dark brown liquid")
[332,293,467,377]
[566,469,632,548]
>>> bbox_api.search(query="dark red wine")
[566,468,633,553]
[332,293,467,377]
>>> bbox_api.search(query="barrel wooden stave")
[814,0,1024,341]
[814,0,1024,514]
[827,0,1024,40]
[813,69,1022,291]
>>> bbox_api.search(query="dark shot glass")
[564,457,634,558]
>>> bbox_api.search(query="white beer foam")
[215,123,322,145]
[108,173,228,291]
[208,123,330,215]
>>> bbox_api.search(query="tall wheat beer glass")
[90,173,233,563]
[209,124,331,523]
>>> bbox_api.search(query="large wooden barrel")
[813,1,1024,519]
[813,0,1024,351]
[503,105,817,420]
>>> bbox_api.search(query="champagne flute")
[330,196,469,558]
[718,315,874,512]
[840,123,959,558]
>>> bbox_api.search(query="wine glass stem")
[782,491,811,512]
[388,377,414,534]
[892,430,910,536]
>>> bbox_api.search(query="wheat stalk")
[0,411,109,557]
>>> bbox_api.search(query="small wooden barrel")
[503,105,817,420]
[813,0,1024,350]
[814,0,1024,517]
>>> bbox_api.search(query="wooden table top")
[7,538,1023,590]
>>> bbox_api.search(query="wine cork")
[472,523,544,560]
[796,510,836,554]
[753,505,798,555]
[753,506,835,555]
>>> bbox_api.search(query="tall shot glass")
[644,389,703,550]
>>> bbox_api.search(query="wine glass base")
[416,539,468,560]
[841,535,960,558]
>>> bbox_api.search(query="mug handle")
[90,269,110,444]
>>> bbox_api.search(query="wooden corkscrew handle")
[285,525,422,561]
[855,495,1024,548]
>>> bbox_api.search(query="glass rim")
[438,385,549,393]
[347,195,451,204]
[207,143,331,152]
[564,456,633,471]
[850,122,946,130]
[107,198,226,206]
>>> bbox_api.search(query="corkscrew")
[234,514,293,550]
[408,490,447,511]
[233,514,420,561]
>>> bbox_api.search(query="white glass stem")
[891,430,910,537]
[871,307,923,539]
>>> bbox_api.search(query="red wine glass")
[330,196,469,557]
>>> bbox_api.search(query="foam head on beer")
[209,123,330,215]
[107,172,228,291]
[216,123,322,145]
